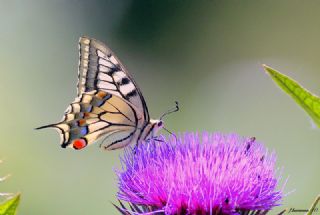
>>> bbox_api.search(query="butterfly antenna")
[160,101,179,120]
[163,127,178,142]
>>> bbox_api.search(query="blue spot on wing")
[69,126,89,141]
[95,99,104,107]
[80,127,89,136]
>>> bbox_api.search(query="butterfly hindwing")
[38,90,141,150]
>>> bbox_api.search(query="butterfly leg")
[153,138,164,143]
[133,137,161,154]
[147,136,164,143]
[133,143,139,154]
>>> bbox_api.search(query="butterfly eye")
[157,121,163,127]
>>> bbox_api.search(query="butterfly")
[37,36,178,150]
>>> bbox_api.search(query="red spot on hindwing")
[72,139,87,150]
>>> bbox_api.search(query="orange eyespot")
[78,119,86,126]
[96,91,107,99]
[72,139,87,150]
[84,112,90,118]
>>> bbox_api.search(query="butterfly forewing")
[78,37,150,123]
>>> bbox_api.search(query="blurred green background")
[0,0,319,214]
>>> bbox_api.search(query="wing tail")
[37,90,139,150]
[35,123,58,130]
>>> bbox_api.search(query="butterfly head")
[147,101,180,138]
[150,119,165,134]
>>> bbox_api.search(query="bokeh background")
[0,0,319,214]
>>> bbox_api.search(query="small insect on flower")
[115,132,285,215]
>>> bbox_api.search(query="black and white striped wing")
[78,36,150,124]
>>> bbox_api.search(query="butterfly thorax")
[138,119,164,142]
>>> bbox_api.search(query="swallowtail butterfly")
[37,36,178,150]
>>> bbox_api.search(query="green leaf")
[306,195,320,215]
[0,194,21,215]
[263,65,320,128]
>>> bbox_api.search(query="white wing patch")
[98,73,113,82]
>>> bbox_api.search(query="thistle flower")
[115,133,285,215]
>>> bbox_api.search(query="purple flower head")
[116,132,284,215]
